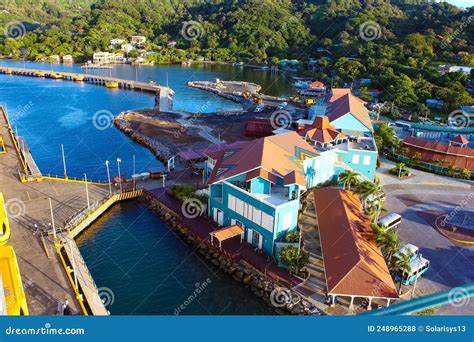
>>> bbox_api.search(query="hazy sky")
[443,0,473,8]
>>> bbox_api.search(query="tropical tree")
[373,224,400,263]
[392,251,413,294]
[356,178,383,211]
[338,170,360,190]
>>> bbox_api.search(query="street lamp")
[84,173,90,213]
[117,158,122,193]
[105,160,112,195]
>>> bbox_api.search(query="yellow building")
[0,193,28,315]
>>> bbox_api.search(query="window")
[252,207,262,225]
[235,198,244,216]
[228,194,236,211]
[352,154,360,164]
[281,212,292,230]
[363,155,371,165]
[261,212,274,232]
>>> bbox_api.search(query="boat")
[105,81,119,88]
[35,71,46,77]
[50,73,62,79]
[293,80,311,89]
[72,75,84,81]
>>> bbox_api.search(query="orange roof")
[402,136,474,171]
[450,134,469,145]
[313,187,399,299]
[319,88,373,132]
[305,116,346,143]
[310,81,324,87]
[210,225,244,242]
[208,131,318,187]
[245,168,279,184]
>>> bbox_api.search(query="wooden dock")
[0,66,174,112]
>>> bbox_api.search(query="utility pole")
[133,154,136,190]
[61,144,67,178]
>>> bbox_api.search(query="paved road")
[378,158,473,315]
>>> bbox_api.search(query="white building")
[121,44,135,53]
[62,54,73,64]
[110,38,125,46]
[131,36,146,47]
[93,52,124,64]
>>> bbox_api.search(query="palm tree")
[338,170,360,191]
[395,162,406,178]
[392,251,413,294]
[356,178,382,211]
[373,225,400,262]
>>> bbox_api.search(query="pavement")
[378,157,474,315]
[1,110,109,314]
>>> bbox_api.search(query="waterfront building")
[110,38,125,47]
[205,132,319,256]
[308,88,373,135]
[93,52,124,65]
[402,136,474,171]
[121,44,135,53]
[313,187,399,309]
[0,193,28,315]
[62,54,73,64]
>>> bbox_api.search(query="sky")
[442,0,473,8]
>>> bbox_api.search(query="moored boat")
[105,81,119,88]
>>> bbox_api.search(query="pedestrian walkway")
[147,188,301,288]
[292,192,330,314]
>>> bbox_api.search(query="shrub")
[279,246,309,274]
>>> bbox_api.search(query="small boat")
[35,72,46,77]
[50,73,62,79]
[3,69,12,75]
[105,81,119,88]
[73,75,84,81]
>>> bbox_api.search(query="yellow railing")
[0,106,29,175]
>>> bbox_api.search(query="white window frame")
[363,155,371,165]
[352,154,360,164]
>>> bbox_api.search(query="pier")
[0,106,111,314]
[0,66,174,112]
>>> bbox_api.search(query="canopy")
[210,225,244,247]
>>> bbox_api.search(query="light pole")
[49,198,56,240]
[117,158,122,193]
[162,173,166,188]
[133,154,136,190]
[61,144,67,178]
[105,160,112,195]
[84,173,90,213]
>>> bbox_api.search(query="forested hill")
[0,0,473,114]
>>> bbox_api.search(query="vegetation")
[279,245,309,275]
[168,184,207,203]
[338,170,360,190]
[389,162,410,178]
[283,230,299,243]
[1,0,473,114]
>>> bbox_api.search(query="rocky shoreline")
[141,193,321,316]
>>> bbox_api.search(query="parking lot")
[378,159,474,314]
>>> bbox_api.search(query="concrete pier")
[0,66,174,112]
[0,106,110,314]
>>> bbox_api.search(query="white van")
[378,213,402,230]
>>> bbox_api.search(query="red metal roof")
[313,187,399,299]
[449,134,469,145]
[402,136,474,171]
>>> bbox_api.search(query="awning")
[210,225,244,247]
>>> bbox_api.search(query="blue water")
[0,60,294,181]
[76,201,275,315]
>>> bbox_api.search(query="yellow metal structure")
[0,135,6,154]
[105,81,119,88]
[0,193,29,315]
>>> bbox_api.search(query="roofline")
[403,140,474,158]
